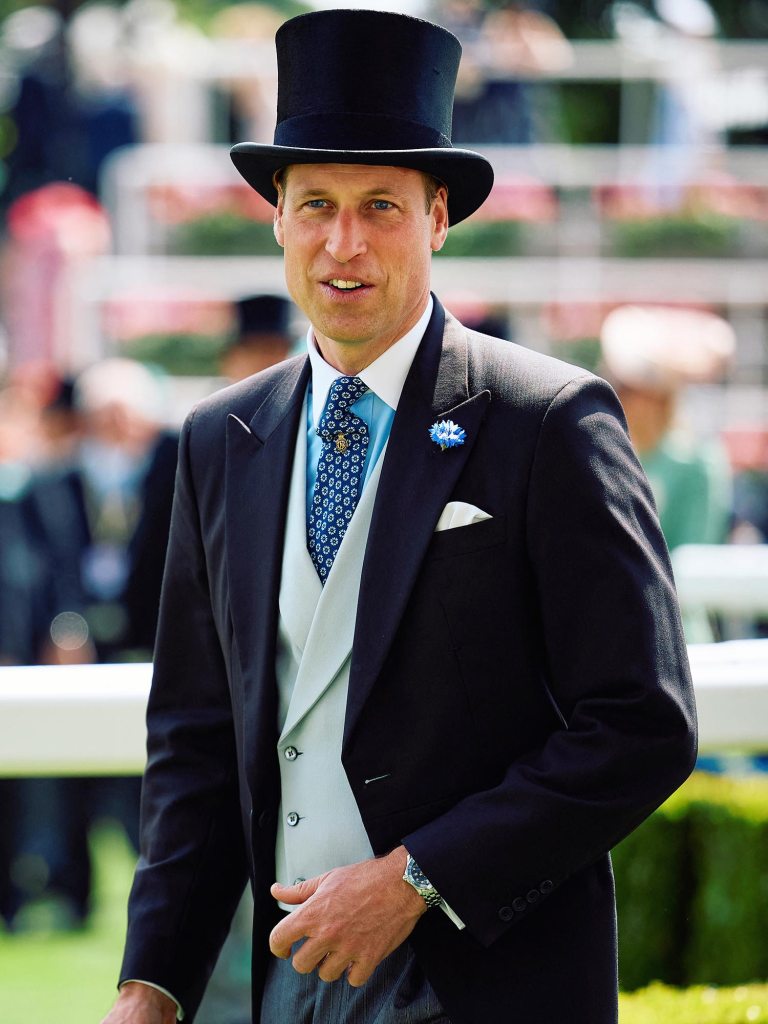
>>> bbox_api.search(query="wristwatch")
[403,853,442,909]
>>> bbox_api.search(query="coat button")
[498,906,515,922]
[293,877,305,885]
[539,879,554,894]
[286,811,300,827]
[512,897,528,913]
[526,889,540,904]
[284,746,299,761]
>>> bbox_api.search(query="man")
[105,11,696,1024]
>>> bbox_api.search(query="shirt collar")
[306,296,433,429]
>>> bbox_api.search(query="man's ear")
[273,202,285,248]
[430,186,449,253]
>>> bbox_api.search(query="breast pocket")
[428,513,508,559]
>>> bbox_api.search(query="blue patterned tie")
[308,376,370,583]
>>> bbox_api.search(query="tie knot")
[318,376,369,439]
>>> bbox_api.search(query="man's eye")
[372,200,393,210]
[306,199,328,209]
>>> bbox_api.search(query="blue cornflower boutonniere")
[429,419,466,451]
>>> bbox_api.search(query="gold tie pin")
[335,432,349,454]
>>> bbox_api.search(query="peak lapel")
[345,300,490,747]
[225,358,310,698]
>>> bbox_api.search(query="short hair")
[274,167,446,213]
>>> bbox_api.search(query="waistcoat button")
[286,811,300,827]
[284,746,299,761]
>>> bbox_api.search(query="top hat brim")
[230,143,494,226]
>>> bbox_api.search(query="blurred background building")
[0,0,767,1020]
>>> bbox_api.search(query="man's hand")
[100,982,177,1024]
[269,845,428,987]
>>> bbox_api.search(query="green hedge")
[609,213,739,258]
[620,983,768,1023]
[686,778,768,985]
[121,333,227,376]
[435,220,523,258]
[169,214,280,256]
[614,773,768,991]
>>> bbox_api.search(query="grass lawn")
[2,827,767,1023]
[0,824,136,1024]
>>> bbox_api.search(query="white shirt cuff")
[120,979,184,1020]
[439,898,465,929]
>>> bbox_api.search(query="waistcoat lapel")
[279,402,323,664]
[279,444,387,741]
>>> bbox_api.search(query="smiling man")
[103,10,696,1024]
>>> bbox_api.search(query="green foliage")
[122,333,227,376]
[611,214,740,258]
[620,982,768,1024]
[436,221,523,258]
[685,777,768,985]
[613,794,691,989]
[550,337,602,373]
[614,773,768,992]
[170,213,280,256]
[555,81,623,144]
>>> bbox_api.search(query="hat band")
[273,111,452,151]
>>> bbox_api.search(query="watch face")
[408,860,432,890]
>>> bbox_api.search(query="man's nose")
[325,210,367,263]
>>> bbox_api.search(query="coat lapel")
[225,357,310,725]
[344,299,491,746]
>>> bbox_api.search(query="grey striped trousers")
[259,940,451,1024]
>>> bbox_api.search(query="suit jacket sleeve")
[119,409,248,1016]
[403,374,697,947]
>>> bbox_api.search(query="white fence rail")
[2,641,768,776]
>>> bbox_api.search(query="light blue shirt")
[304,297,433,521]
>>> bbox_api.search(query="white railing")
[672,544,768,617]
[1,640,768,776]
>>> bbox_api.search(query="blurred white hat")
[73,358,166,423]
[600,305,735,390]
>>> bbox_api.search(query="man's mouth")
[327,279,366,290]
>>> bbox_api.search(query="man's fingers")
[345,958,376,988]
[269,917,303,958]
[291,938,331,975]
[317,952,353,983]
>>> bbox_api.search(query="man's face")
[273,163,448,367]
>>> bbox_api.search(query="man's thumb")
[271,874,322,904]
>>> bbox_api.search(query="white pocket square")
[435,501,493,532]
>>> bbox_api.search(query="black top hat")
[230,9,494,226]
[234,294,293,340]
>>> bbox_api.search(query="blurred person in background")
[0,375,49,927]
[600,305,734,552]
[220,294,297,384]
[8,358,177,930]
[600,304,734,640]
[436,0,571,145]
